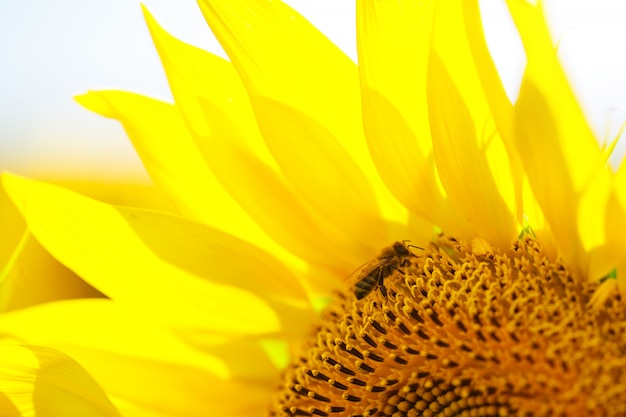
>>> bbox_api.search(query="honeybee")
[346,241,417,300]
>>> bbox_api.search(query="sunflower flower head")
[270,235,626,416]
[3,0,626,416]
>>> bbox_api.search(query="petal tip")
[75,91,115,118]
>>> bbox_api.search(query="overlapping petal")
[356,0,457,232]
[427,0,521,248]
[2,174,314,338]
[196,0,410,241]
[0,233,103,312]
[507,0,614,280]
[74,91,287,263]
[0,181,170,313]
[140,12,376,270]
[0,300,276,417]
[0,344,120,417]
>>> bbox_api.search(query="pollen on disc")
[267,235,626,417]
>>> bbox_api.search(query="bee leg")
[378,266,388,298]
[379,282,387,298]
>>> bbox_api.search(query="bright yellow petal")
[74,91,275,250]
[507,0,603,190]
[0,299,277,417]
[51,181,175,213]
[0,233,103,312]
[196,0,363,159]
[0,186,26,268]
[0,344,120,417]
[0,300,229,379]
[430,0,520,241]
[1,181,173,312]
[604,167,626,293]
[356,0,433,154]
[142,6,277,171]
[508,0,613,272]
[427,53,517,247]
[431,0,499,139]
[356,0,467,243]
[356,0,440,214]
[2,174,314,338]
[195,96,385,270]
[462,0,515,142]
[515,80,613,279]
[514,82,582,265]
[250,97,388,250]
[142,12,369,270]
[197,0,408,235]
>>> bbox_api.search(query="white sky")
[0,0,625,180]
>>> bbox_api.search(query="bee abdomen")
[354,275,379,300]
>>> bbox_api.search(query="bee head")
[393,241,411,256]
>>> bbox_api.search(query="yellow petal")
[196,0,363,160]
[142,6,276,171]
[431,0,499,136]
[0,233,103,312]
[506,0,602,189]
[2,174,314,337]
[0,185,26,268]
[515,80,612,278]
[74,91,277,253]
[507,0,612,275]
[462,0,515,142]
[0,344,120,417]
[521,177,558,261]
[602,167,626,292]
[432,0,520,230]
[356,0,434,150]
[0,299,277,417]
[0,181,173,312]
[251,97,388,251]
[197,0,407,232]
[1,179,173,267]
[356,0,457,233]
[50,181,175,213]
[0,299,279,382]
[142,13,367,271]
[427,53,517,247]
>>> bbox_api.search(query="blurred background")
[0,0,625,181]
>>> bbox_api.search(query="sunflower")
[2,0,626,416]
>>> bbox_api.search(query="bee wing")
[344,256,393,288]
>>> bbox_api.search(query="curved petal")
[506,0,603,188]
[142,11,366,270]
[0,186,26,268]
[427,53,517,247]
[252,97,388,252]
[0,181,172,313]
[0,344,120,417]
[50,181,175,213]
[356,0,452,229]
[462,0,515,144]
[507,0,613,276]
[603,168,626,293]
[2,174,314,338]
[0,300,276,417]
[142,6,277,171]
[197,0,407,238]
[515,81,613,278]
[196,0,363,159]
[74,91,287,260]
[356,0,434,152]
[0,233,103,313]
